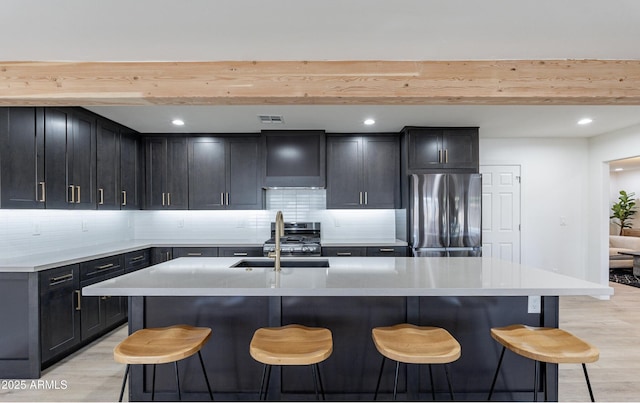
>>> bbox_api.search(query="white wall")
[479,138,589,279]
[588,123,640,285]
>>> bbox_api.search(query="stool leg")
[542,362,548,402]
[374,356,386,400]
[429,364,435,400]
[311,364,321,400]
[258,364,270,400]
[487,346,506,400]
[197,351,214,400]
[582,364,595,402]
[444,364,455,401]
[175,361,181,401]
[152,364,156,401]
[533,360,539,402]
[118,364,130,402]
[315,363,326,400]
[393,361,400,400]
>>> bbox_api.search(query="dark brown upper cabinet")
[144,137,188,210]
[326,135,400,209]
[188,136,262,210]
[0,107,46,208]
[403,126,479,173]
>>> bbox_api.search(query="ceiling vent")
[258,115,284,124]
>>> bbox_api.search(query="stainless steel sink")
[231,259,329,268]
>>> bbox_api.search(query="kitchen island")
[84,256,611,401]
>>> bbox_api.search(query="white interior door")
[480,165,521,262]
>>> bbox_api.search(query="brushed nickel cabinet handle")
[50,273,73,284]
[221,193,224,206]
[438,149,443,163]
[76,186,81,203]
[39,182,46,202]
[444,149,448,163]
[97,263,114,270]
[379,248,395,252]
[68,185,75,203]
[233,252,248,256]
[167,193,171,206]
[359,191,363,205]
[75,290,82,311]
[122,190,127,206]
[364,192,368,205]
[337,252,352,256]
[130,255,145,261]
[162,192,166,206]
[98,188,104,205]
[187,252,203,256]
[225,192,229,206]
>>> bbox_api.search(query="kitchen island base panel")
[127,295,558,401]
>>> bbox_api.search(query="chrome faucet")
[268,211,284,271]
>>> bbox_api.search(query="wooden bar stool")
[487,324,599,402]
[114,324,214,401]
[372,323,461,400]
[249,324,333,400]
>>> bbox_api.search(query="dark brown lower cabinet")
[39,264,81,366]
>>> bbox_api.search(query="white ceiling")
[4,0,640,137]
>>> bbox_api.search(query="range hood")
[262,130,326,188]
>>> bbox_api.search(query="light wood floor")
[1,282,638,402]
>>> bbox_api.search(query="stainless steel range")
[263,222,321,257]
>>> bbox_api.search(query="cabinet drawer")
[172,247,218,258]
[39,264,79,294]
[124,249,150,273]
[322,247,366,257]
[366,247,407,257]
[80,255,124,283]
[218,247,263,257]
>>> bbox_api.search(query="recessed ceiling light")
[614,168,624,172]
[364,118,375,126]
[577,118,593,125]
[172,119,185,126]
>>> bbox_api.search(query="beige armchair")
[609,235,640,269]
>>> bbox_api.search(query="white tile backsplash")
[0,192,399,258]
[0,210,134,259]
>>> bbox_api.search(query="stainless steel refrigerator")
[409,173,482,257]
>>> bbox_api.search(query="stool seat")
[490,324,599,364]
[372,323,461,364]
[250,324,333,366]
[114,324,212,365]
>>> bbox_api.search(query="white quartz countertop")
[82,257,612,297]
[0,239,408,272]
[0,239,265,272]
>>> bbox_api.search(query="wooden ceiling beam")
[1,60,640,106]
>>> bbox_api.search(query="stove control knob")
[302,246,312,253]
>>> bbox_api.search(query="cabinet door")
[39,264,81,364]
[165,138,188,209]
[145,138,167,209]
[96,120,120,210]
[227,137,262,209]
[80,288,104,340]
[68,110,96,209]
[407,128,442,170]
[326,137,363,208]
[44,108,71,209]
[151,247,173,264]
[188,137,226,209]
[0,107,45,208]
[362,136,399,208]
[120,130,140,210]
[442,128,479,170]
[103,295,127,328]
